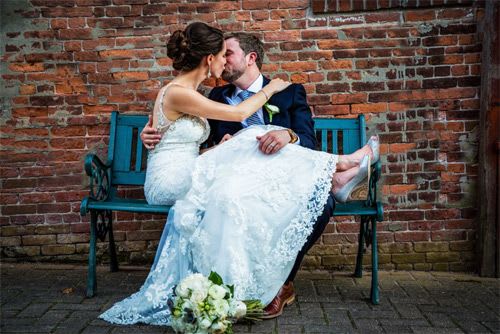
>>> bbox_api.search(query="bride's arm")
[165,79,290,122]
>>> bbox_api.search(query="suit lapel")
[219,84,236,103]
[262,77,271,124]
[262,76,283,125]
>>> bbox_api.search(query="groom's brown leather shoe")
[262,282,295,319]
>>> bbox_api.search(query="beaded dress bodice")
[144,85,210,206]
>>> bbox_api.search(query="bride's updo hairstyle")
[167,22,224,71]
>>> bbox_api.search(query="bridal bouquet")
[168,272,263,334]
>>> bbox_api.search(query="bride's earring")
[207,66,211,79]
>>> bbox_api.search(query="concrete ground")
[0,263,499,334]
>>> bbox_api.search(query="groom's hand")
[140,115,162,150]
[256,130,292,155]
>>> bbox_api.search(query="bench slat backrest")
[314,115,366,154]
[107,112,366,186]
[108,112,149,186]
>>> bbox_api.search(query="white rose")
[183,273,202,286]
[192,280,209,295]
[190,289,207,304]
[198,317,212,329]
[212,299,229,317]
[175,282,189,298]
[185,274,210,294]
[229,300,246,318]
[208,285,227,300]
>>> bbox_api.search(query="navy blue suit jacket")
[207,76,317,150]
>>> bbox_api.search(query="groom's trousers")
[285,192,336,284]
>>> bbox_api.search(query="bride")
[100,22,376,326]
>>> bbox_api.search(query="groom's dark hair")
[225,32,264,70]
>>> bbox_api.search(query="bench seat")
[82,197,171,214]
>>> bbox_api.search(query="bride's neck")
[171,67,207,90]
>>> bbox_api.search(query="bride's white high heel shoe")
[333,155,371,203]
[367,135,380,164]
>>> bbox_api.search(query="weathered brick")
[34,224,69,235]
[330,93,367,104]
[19,193,53,204]
[315,104,350,115]
[41,244,75,255]
[449,240,475,251]
[37,203,71,214]
[2,205,38,215]
[425,209,461,220]
[431,230,467,241]
[351,103,387,113]
[57,234,89,244]
[2,246,41,257]
[281,61,317,71]
[379,242,412,254]
[405,10,436,21]
[426,252,461,263]
[392,253,426,264]
[0,237,22,247]
[9,63,45,72]
[365,12,400,23]
[414,242,449,252]
[322,255,357,266]
[394,232,430,242]
[42,7,93,17]
[22,235,56,246]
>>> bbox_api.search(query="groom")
[141,32,335,319]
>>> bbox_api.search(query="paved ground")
[0,263,499,334]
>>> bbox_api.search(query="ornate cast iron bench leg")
[354,216,368,278]
[370,216,380,305]
[87,210,98,297]
[86,209,117,297]
[353,215,379,304]
[107,211,118,272]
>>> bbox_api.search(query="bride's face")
[210,43,227,79]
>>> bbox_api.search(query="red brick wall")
[1,0,484,271]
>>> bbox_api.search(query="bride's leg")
[331,165,360,191]
[335,135,379,171]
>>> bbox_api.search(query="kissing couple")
[100,22,380,326]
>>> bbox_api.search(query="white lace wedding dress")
[100,90,338,326]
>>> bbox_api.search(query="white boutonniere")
[264,103,280,122]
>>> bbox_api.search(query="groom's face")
[221,37,247,83]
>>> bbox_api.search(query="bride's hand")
[219,134,233,144]
[264,78,292,96]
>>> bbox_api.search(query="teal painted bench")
[80,111,383,304]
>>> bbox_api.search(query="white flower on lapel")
[264,103,280,122]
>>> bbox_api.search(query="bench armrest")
[84,153,112,202]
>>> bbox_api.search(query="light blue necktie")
[238,90,263,126]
